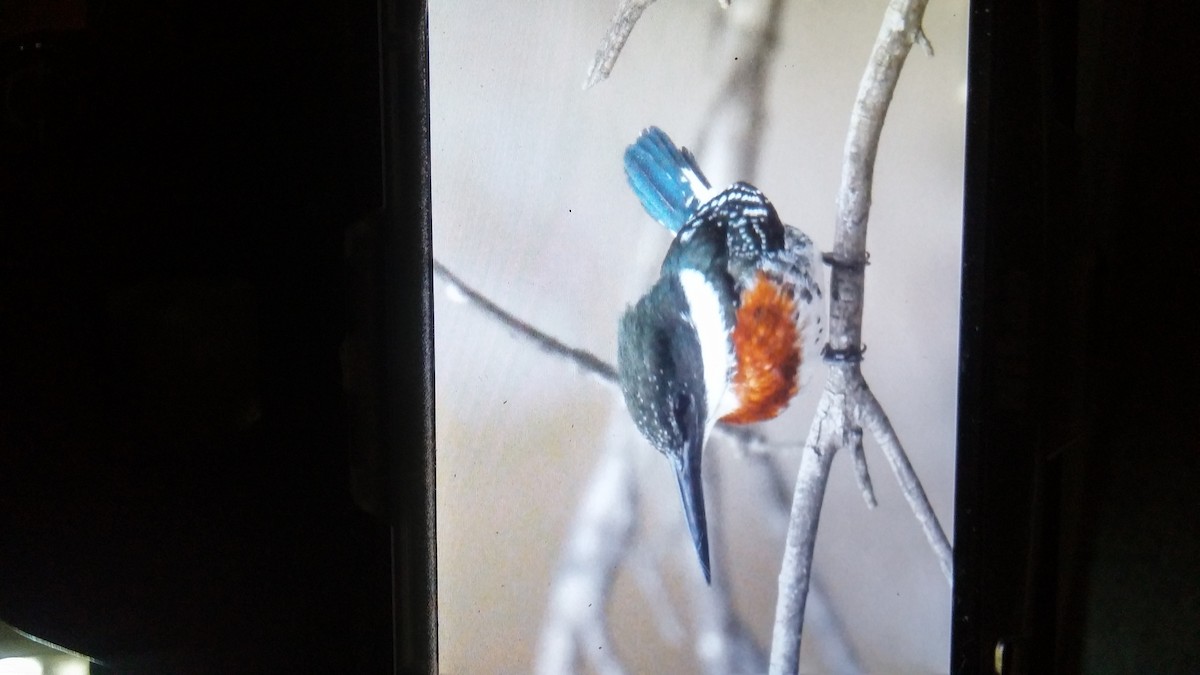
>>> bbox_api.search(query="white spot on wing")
[677,269,733,427]
[683,167,719,205]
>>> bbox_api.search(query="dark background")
[1,0,1197,673]
[1,0,398,671]
[955,0,1199,672]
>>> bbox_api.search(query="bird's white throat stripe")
[677,269,733,425]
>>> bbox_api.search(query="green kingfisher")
[617,127,825,583]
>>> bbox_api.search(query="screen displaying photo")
[429,0,966,671]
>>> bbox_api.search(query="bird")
[617,127,825,583]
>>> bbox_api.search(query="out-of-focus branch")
[626,539,688,645]
[693,0,785,183]
[769,0,942,672]
[676,439,768,674]
[585,0,758,89]
[533,439,638,675]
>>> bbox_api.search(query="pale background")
[430,0,967,672]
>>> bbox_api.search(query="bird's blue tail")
[624,127,712,233]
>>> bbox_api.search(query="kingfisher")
[617,127,825,583]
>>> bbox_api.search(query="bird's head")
[617,274,713,583]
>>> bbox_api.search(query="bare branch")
[434,260,618,385]
[769,0,939,671]
[828,0,949,583]
[751,455,867,674]
[584,0,659,89]
[832,0,930,269]
[916,28,935,57]
[769,389,838,674]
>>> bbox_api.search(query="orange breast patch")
[720,272,801,424]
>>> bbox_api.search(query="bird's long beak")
[672,434,710,584]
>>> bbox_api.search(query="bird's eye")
[674,392,691,422]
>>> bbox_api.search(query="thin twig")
[434,260,617,384]
[916,28,935,56]
[860,384,952,581]
[848,426,878,508]
[584,0,659,89]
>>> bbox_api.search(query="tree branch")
[848,426,879,509]
[769,389,839,674]
[860,383,953,581]
[434,260,617,385]
[584,0,659,89]
[751,455,867,674]
[768,0,942,672]
[534,440,638,675]
[830,0,949,579]
[693,0,785,182]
